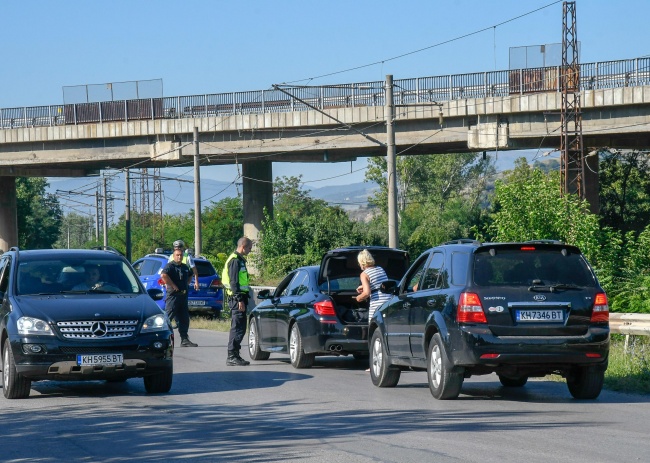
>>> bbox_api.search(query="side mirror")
[147,288,164,301]
[257,289,272,299]
[380,280,398,295]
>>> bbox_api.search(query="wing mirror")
[380,280,398,295]
[257,289,273,299]
[147,288,164,301]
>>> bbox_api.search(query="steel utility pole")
[193,127,202,256]
[560,1,598,212]
[385,75,398,248]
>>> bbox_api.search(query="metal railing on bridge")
[2,57,649,130]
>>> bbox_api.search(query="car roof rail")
[443,238,482,246]
[90,245,124,256]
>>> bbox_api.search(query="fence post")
[48,105,52,127]
[448,75,452,100]
[99,102,103,124]
[151,98,154,120]
[124,100,128,122]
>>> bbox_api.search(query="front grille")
[57,320,138,339]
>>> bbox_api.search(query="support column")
[242,160,273,244]
[0,177,18,251]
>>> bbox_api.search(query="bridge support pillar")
[243,161,273,272]
[0,177,18,252]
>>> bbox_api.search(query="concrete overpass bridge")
[1,56,650,251]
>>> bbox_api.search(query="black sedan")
[247,246,409,368]
[0,247,174,399]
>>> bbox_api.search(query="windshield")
[17,258,142,295]
[473,248,595,287]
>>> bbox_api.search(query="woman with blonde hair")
[355,249,391,322]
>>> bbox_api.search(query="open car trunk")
[318,246,410,325]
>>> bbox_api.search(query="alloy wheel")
[430,344,443,389]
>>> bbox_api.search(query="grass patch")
[605,334,650,395]
[189,316,232,332]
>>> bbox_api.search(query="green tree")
[201,196,244,255]
[16,177,63,249]
[598,149,650,237]
[365,153,495,255]
[257,176,360,278]
[487,159,602,259]
[55,213,95,249]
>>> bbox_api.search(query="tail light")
[210,278,223,289]
[590,292,609,323]
[314,300,336,316]
[157,278,165,287]
[457,292,487,324]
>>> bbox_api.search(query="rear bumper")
[300,319,369,354]
[448,324,610,372]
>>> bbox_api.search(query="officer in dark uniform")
[222,236,253,366]
[161,247,198,347]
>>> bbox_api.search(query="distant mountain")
[48,175,378,220]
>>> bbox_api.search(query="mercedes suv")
[369,240,610,400]
[0,247,174,399]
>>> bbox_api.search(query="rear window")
[195,260,217,277]
[473,247,595,287]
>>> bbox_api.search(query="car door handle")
[403,302,411,309]
[427,300,436,307]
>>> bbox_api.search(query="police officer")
[168,239,199,290]
[222,236,253,366]
[161,247,198,347]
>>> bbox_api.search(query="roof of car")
[8,248,126,260]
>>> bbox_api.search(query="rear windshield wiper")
[549,283,583,292]
[528,283,583,292]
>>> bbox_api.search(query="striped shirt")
[364,266,392,321]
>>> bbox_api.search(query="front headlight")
[17,317,54,336]
[141,313,169,332]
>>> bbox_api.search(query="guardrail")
[610,313,650,336]
[1,57,649,129]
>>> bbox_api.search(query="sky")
[2,0,649,206]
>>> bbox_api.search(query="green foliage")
[365,152,495,255]
[256,175,361,278]
[16,177,63,249]
[487,159,602,260]
[54,213,94,249]
[599,150,650,237]
[605,335,650,394]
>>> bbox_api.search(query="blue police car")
[133,251,224,318]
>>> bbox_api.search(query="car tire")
[289,323,314,369]
[352,352,369,361]
[248,318,270,361]
[370,330,400,387]
[143,366,173,394]
[427,333,463,400]
[498,375,528,387]
[567,365,604,399]
[2,339,31,399]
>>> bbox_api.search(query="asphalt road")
[2,328,649,463]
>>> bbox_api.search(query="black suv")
[369,240,609,400]
[0,247,174,399]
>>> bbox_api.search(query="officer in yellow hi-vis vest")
[222,236,253,366]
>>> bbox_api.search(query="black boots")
[226,350,250,366]
[181,338,198,347]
